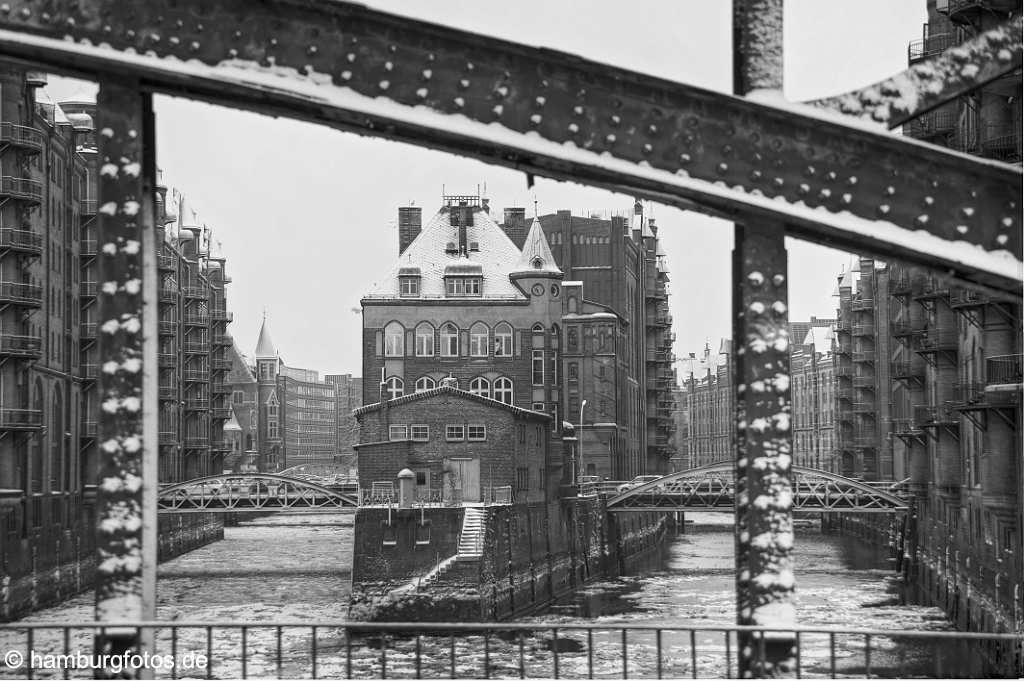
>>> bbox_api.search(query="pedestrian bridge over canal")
[598,463,910,513]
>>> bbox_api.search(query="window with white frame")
[389,424,408,440]
[415,376,436,392]
[399,276,420,297]
[415,322,434,356]
[410,424,429,441]
[440,323,459,356]
[445,424,465,441]
[468,425,486,441]
[384,376,404,400]
[469,377,490,398]
[493,377,513,404]
[268,420,279,439]
[469,322,489,357]
[494,322,513,356]
[445,277,481,296]
[384,321,404,357]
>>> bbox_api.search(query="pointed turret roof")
[510,218,562,278]
[254,317,277,359]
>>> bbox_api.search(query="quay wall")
[1,512,223,621]
[348,497,667,621]
[827,511,1023,678]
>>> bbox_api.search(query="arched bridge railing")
[605,464,909,513]
[158,474,357,513]
[277,463,352,481]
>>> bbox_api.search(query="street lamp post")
[578,399,587,484]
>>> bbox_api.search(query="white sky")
[50,1,925,375]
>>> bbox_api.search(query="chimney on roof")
[502,207,527,249]
[398,206,422,255]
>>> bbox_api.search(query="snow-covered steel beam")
[0,1,1018,294]
[93,78,155,677]
[807,16,1023,128]
[733,3,796,675]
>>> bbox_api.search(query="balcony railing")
[81,363,99,379]
[0,408,43,429]
[158,320,177,336]
[157,353,177,368]
[851,376,875,389]
[907,32,958,62]
[850,298,874,311]
[851,323,875,337]
[211,381,231,395]
[211,307,233,322]
[213,333,233,346]
[185,397,210,411]
[852,351,875,364]
[0,281,43,306]
[890,321,920,337]
[987,354,1022,385]
[157,253,177,270]
[182,368,208,382]
[158,431,178,445]
[80,198,97,216]
[158,287,178,303]
[919,329,957,350]
[183,313,209,326]
[211,407,232,420]
[0,332,41,358]
[890,361,924,380]
[183,340,209,354]
[915,283,950,300]
[953,382,986,404]
[79,281,98,297]
[891,418,922,436]
[835,388,852,401]
[903,109,958,140]
[852,402,875,414]
[949,288,986,307]
[0,176,42,205]
[81,420,97,438]
[212,358,233,371]
[0,227,42,255]
[79,239,98,256]
[79,322,97,340]
[181,285,206,299]
[158,384,177,400]
[0,121,44,152]
[981,123,1022,162]
[183,436,210,449]
[914,404,959,427]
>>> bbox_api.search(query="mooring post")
[93,78,158,678]
[732,0,797,677]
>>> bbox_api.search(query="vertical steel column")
[733,0,797,677]
[93,78,157,678]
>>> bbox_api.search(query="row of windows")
[398,276,484,297]
[388,424,487,442]
[383,375,514,403]
[385,321,514,358]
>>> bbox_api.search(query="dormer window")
[400,277,420,296]
[398,266,421,297]
[446,277,481,296]
[531,256,544,269]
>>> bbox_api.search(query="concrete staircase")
[457,507,485,559]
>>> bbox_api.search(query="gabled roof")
[510,218,562,278]
[802,325,835,352]
[254,317,277,359]
[354,384,551,420]
[364,206,527,300]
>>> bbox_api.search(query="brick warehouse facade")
[361,194,677,480]
[354,385,552,504]
[0,75,229,619]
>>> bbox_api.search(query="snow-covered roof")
[510,218,562,278]
[365,206,527,299]
[223,411,241,432]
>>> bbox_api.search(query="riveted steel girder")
[0,1,1019,294]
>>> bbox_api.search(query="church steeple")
[254,313,278,382]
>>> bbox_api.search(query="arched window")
[493,377,513,405]
[384,321,404,357]
[494,322,513,357]
[415,376,436,392]
[415,322,434,357]
[440,323,459,357]
[385,376,404,400]
[469,322,489,357]
[469,377,490,397]
[531,323,545,348]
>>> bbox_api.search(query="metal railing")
[987,354,1022,385]
[0,175,43,202]
[0,227,42,253]
[0,621,1018,679]
[0,121,45,151]
[0,281,43,305]
[0,332,41,356]
[907,32,959,62]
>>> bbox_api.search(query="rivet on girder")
[884,186,895,196]
[234,30,242,39]
[878,204,891,215]
[916,215,930,226]
[610,115,621,127]
[19,7,30,18]
[679,154,692,164]
[997,235,1009,245]
[458,79,469,89]
[961,207,975,218]
[426,53,435,62]
[568,123,580,134]
[422,70,433,82]
[687,117,699,128]
[385,62,395,72]
[228,49,238,58]
[269,37,278,46]
[717,163,729,175]
[804,165,816,177]
[818,189,831,199]
[956,225,969,234]
[347,53,356,63]
[308,45,318,56]
[196,23,204,32]
[750,170,762,181]
[341,71,353,81]
[126,30,136,39]
[573,106,584,117]
[798,184,810,195]
[1001,217,1015,228]
[535,96,546,108]
[415,87,427,98]
[379,81,390,91]
[606,134,617,144]
[169,36,180,46]
[389,44,397,53]
[0,5,11,15]
[773,178,784,188]
[923,196,934,206]
[190,42,200,52]
[453,97,465,109]
[530,114,542,126]
[647,124,658,136]
[642,144,653,154]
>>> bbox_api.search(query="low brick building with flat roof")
[353,382,554,504]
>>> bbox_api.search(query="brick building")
[354,383,552,504]
[362,194,676,481]
[0,74,233,617]
[791,326,837,472]
[244,317,361,471]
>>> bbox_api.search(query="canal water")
[1,511,957,678]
